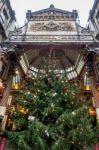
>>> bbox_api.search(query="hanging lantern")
[84,86,92,91]
[89,107,96,116]
[0,79,4,94]
[84,74,92,91]
[12,70,21,90]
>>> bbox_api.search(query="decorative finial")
[50,4,55,9]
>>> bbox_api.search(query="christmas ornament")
[45,130,49,137]
[28,116,35,121]
[56,74,60,80]
[52,92,57,97]
[72,111,76,115]
[48,77,51,84]
[51,103,55,108]
[64,87,67,93]
[18,105,28,115]
[89,107,96,116]
[19,108,27,115]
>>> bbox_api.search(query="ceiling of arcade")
[25,48,78,69]
[17,45,85,80]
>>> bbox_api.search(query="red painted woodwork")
[0,138,6,150]
[95,144,99,150]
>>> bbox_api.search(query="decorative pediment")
[29,21,74,32]
[26,4,78,21]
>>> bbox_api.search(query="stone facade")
[88,0,99,32]
[0,0,16,43]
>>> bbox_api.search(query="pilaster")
[86,51,99,121]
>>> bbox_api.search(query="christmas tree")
[6,71,98,150]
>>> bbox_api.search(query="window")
[0,15,4,24]
[96,11,99,25]
[3,8,8,20]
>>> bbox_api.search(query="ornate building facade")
[0,0,16,43]
[6,4,96,79]
[0,4,99,149]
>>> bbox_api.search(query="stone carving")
[29,21,74,31]
[81,28,90,33]
[44,22,60,31]
[29,23,44,32]
[59,22,74,31]
[10,34,93,41]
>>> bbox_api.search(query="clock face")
[28,21,75,32]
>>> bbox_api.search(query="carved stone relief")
[29,21,75,31]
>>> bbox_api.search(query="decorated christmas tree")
[6,70,98,150]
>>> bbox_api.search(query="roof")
[26,4,78,20]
